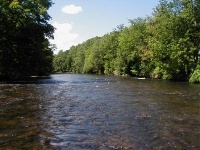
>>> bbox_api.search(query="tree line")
[0,0,54,80]
[54,0,200,83]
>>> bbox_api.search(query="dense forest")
[54,0,200,83]
[0,0,54,80]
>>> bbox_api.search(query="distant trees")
[0,0,54,79]
[53,0,200,83]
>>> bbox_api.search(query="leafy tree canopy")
[0,0,54,80]
[53,0,200,83]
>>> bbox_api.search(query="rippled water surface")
[0,74,199,149]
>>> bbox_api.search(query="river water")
[0,74,199,149]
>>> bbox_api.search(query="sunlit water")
[0,74,199,149]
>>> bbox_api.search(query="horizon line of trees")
[53,0,200,83]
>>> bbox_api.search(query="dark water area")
[0,74,199,150]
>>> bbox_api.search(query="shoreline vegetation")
[0,0,54,80]
[0,0,199,83]
[54,0,200,83]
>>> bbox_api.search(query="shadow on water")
[0,74,112,84]
[0,84,53,149]
[0,74,199,149]
[0,76,52,84]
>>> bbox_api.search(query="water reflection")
[0,74,199,149]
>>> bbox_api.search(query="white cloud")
[62,4,82,14]
[50,22,79,53]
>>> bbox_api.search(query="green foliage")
[53,0,200,83]
[103,32,119,75]
[189,63,200,83]
[116,18,147,76]
[53,50,69,72]
[148,0,199,81]
[83,37,105,74]
[0,0,54,79]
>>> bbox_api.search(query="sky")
[48,0,160,53]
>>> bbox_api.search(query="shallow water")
[0,74,199,149]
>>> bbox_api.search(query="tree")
[103,28,122,75]
[116,18,147,76]
[0,0,54,79]
[72,45,85,73]
[189,64,200,83]
[148,0,199,80]
[53,50,68,72]
[52,0,200,83]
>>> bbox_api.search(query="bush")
[189,64,200,83]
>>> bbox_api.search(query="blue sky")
[48,0,160,53]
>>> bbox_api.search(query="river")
[0,74,199,149]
